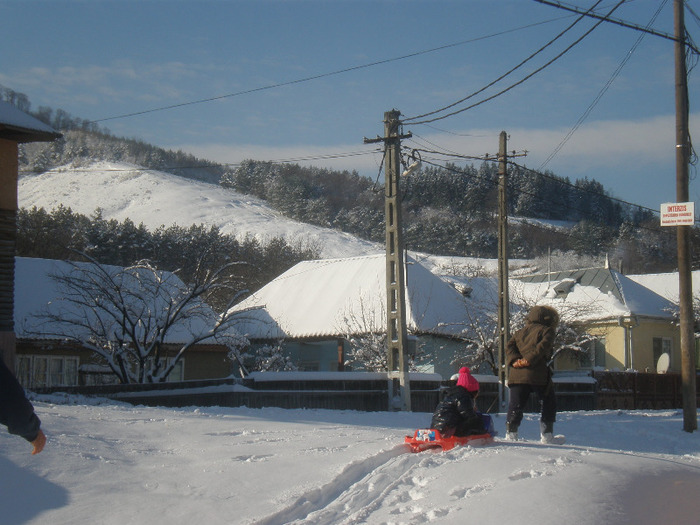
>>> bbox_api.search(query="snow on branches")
[25,255,250,383]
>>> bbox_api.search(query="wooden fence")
[33,371,700,413]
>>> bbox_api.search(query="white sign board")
[660,202,695,226]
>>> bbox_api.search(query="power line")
[403,0,605,123]
[404,142,663,218]
[89,16,574,124]
[410,155,678,242]
[404,0,628,125]
[18,148,382,176]
[533,0,700,54]
[539,0,669,170]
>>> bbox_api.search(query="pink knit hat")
[456,367,479,392]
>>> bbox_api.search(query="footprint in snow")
[509,469,550,481]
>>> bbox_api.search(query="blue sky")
[2,0,699,212]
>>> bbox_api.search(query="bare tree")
[452,277,599,374]
[25,255,250,383]
[243,341,299,372]
[336,297,431,372]
[338,297,388,372]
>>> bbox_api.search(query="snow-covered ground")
[2,396,699,525]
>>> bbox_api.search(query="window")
[16,355,80,389]
[16,356,32,387]
[165,358,184,382]
[567,338,605,369]
[593,338,606,368]
[300,361,320,371]
[32,357,48,388]
[652,337,672,369]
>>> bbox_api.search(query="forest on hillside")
[5,86,695,275]
[16,205,320,309]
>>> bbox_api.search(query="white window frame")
[16,355,80,389]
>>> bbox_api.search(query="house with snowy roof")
[228,251,694,379]
[14,257,238,388]
[513,267,683,373]
[0,101,61,371]
[227,253,474,378]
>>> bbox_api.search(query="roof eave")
[0,124,62,143]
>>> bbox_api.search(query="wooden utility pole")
[536,0,697,433]
[497,131,510,411]
[674,0,697,433]
[365,109,412,411]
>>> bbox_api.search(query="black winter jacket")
[430,385,485,436]
[0,359,42,442]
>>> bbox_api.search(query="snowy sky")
[2,395,699,524]
[2,0,699,211]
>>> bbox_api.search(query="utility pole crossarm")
[363,133,413,145]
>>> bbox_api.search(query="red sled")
[404,428,494,453]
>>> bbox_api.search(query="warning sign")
[660,202,695,226]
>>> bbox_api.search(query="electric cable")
[404,0,628,126]
[539,0,668,170]
[89,16,574,124]
[404,0,605,123]
[404,143,666,219]
[18,148,382,176]
[411,155,679,243]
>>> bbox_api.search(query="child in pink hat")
[456,366,480,392]
[430,367,487,437]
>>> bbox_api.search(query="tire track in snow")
[250,445,419,525]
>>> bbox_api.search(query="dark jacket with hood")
[0,358,42,442]
[430,385,485,436]
[506,305,559,386]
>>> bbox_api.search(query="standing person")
[0,358,46,454]
[430,367,487,437]
[505,305,560,443]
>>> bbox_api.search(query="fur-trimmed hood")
[525,305,559,328]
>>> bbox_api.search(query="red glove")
[512,358,530,369]
[31,429,46,455]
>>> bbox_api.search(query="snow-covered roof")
[627,270,700,304]
[513,267,677,322]
[0,101,61,143]
[15,257,227,344]
[228,253,472,339]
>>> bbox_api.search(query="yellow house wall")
[628,320,680,372]
[561,319,680,373]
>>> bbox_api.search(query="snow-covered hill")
[18,161,381,259]
[18,160,538,275]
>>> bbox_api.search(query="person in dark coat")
[0,358,46,454]
[430,367,486,437]
[505,305,559,443]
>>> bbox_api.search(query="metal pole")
[674,0,696,432]
[382,110,411,411]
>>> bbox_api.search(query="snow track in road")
[250,445,423,525]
